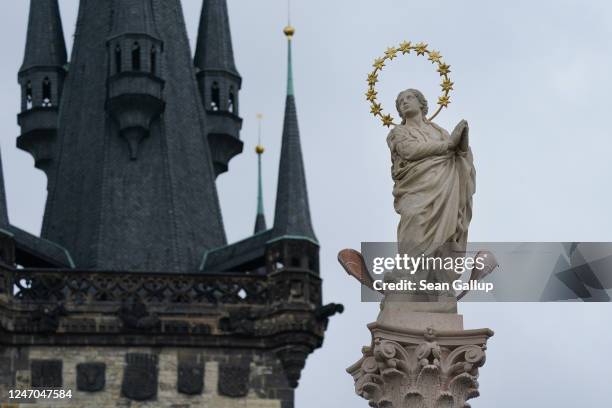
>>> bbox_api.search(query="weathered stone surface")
[117,299,161,332]
[31,359,62,388]
[0,347,291,407]
[121,353,158,401]
[218,362,250,398]
[348,322,493,408]
[275,345,310,388]
[177,359,204,395]
[76,362,105,392]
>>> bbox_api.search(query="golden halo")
[366,41,454,127]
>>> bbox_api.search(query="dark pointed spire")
[17,0,68,177]
[272,25,316,241]
[20,0,67,72]
[254,114,267,233]
[199,22,320,273]
[194,0,238,75]
[38,0,226,272]
[194,0,243,178]
[284,26,295,96]
[0,147,9,227]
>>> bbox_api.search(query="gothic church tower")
[0,1,341,406]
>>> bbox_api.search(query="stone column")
[347,306,493,408]
[338,248,494,407]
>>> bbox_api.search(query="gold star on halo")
[373,57,386,70]
[366,41,454,124]
[365,88,378,102]
[381,114,394,127]
[438,95,451,107]
[437,63,451,75]
[441,78,454,92]
[415,42,428,55]
[370,102,383,116]
[367,72,378,86]
[428,50,442,63]
[398,41,412,54]
[385,47,398,60]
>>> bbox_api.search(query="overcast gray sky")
[1,1,612,406]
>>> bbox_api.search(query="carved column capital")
[347,323,493,408]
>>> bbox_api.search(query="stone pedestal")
[347,311,493,408]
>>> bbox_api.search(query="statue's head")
[396,89,428,124]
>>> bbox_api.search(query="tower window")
[132,42,141,71]
[211,82,220,111]
[150,46,157,75]
[115,45,122,73]
[25,81,33,110]
[228,88,236,113]
[42,77,52,107]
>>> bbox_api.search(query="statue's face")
[397,91,422,119]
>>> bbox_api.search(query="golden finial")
[255,113,265,154]
[283,25,295,38]
[284,0,294,39]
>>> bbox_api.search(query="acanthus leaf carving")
[348,327,490,408]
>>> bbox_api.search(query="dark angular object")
[276,346,311,388]
[177,360,204,395]
[76,362,106,392]
[122,353,158,401]
[31,303,66,333]
[315,303,345,320]
[218,363,250,397]
[273,94,316,242]
[118,299,160,332]
[218,308,257,335]
[31,360,62,388]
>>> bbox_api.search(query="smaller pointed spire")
[0,147,10,227]
[194,0,243,178]
[284,25,295,96]
[254,114,267,233]
[18,0,68,177]
[194,0,239,75]
[273,24,317,241]
[20,0,67,72]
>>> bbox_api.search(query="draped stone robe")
[386,121,476,292]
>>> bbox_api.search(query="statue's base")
[347,311,493,408]
[377,302,462,331]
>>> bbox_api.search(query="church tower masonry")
[0,2,341,407]
[38,0,226,272]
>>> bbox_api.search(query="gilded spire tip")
[283,25,295,39]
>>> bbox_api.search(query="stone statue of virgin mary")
[386,88,475,303]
